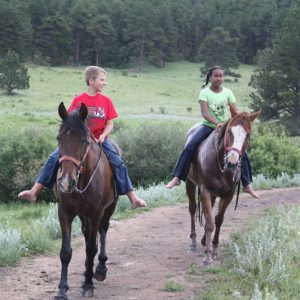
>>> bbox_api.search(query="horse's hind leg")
[212,194,233,260]
[80,216,99,298]
[95,201,117,282]
[186,179,197,251]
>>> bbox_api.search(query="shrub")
[113,121,187,187]
[0,128,56,202]
[0,226,23,266]
[249,124,300,178]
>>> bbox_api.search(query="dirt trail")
[0,188,299,300]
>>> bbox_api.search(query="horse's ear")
[58,102,68,120]
[248,109,261,122]
[79,103,88,120]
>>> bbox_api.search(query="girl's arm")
[98,119,114,143]
[200,101,222,128]
[229,103,239,117]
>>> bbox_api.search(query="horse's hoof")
[95,270,107,282]
[212,252,219,260]
[189,244,198,252]
[201,237,206,247]
[202,259,213,267]
[54,294,68,300]
[80,285,94,297]
[95,266,107,282]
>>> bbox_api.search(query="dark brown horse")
[186,111,260,266]
[54,102,118,299]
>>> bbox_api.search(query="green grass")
[196,205,300,300]
[0,61,255,134]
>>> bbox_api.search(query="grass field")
[0,61,255,135]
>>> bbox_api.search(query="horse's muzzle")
[57,175,76,193]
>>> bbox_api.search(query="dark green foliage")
[113,122,187,187]
[0,129,55,202]
[1,0,298,66]
[198,27,239,74]
[0,51,30,95]
[249,2,300,135]
[249,124,300,178]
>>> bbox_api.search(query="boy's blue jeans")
[36,139,133,195]
[172,124,253,187]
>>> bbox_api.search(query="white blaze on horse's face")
[226,125,247,165]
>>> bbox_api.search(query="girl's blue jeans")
[36,139,133,195]
[172,124,253,187]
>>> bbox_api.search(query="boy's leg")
[102,140,146,208]
[18,148,60,201]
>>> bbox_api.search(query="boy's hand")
[98,134,106,143]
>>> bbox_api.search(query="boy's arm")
[98,119,114,143]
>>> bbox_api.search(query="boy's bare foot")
[18,190,37,202]
[131,197,147,209]
[165,177,181,189]
[243,184,260,199]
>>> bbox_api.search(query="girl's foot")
[165,177,181,189]
[243,185,260,199]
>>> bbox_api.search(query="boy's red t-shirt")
[68,92,118,139]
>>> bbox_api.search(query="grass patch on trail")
[196,205,300,300]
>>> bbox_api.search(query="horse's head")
[220,110,260,170]
[56,102,91,193]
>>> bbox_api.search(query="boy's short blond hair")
[84,66,106,86]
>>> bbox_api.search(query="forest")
[0,0,297,68]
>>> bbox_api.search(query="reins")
[75,143,103,194]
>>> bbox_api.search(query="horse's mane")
[227,112,252,133]
[59,110,89,137]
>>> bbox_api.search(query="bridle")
[58,135,102,194]
[216,123,251,175]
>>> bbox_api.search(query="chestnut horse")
[186,111,260,266]
[54,102,118,299]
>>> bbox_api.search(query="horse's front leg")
[212,194,233,260]
[55,213,74,300]
[80,217,99,297]
[201,190,214,267]
[95,201,117,281]
[186,179,197,251]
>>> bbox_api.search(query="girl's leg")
[241,152,260,199]
[102,140,146,208]
[166,125,214,189]
[18,148,59,201]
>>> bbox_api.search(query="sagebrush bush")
[0,128,56,202]
[0,226,23,266]
[113,121,188,186]
[249,124,300,178]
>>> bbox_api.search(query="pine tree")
[0,51,30,95]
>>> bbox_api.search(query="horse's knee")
[205,220,214,233]
[60,247,72,264]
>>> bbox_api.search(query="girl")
[18,66,147,208]
[166,66,260,199]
